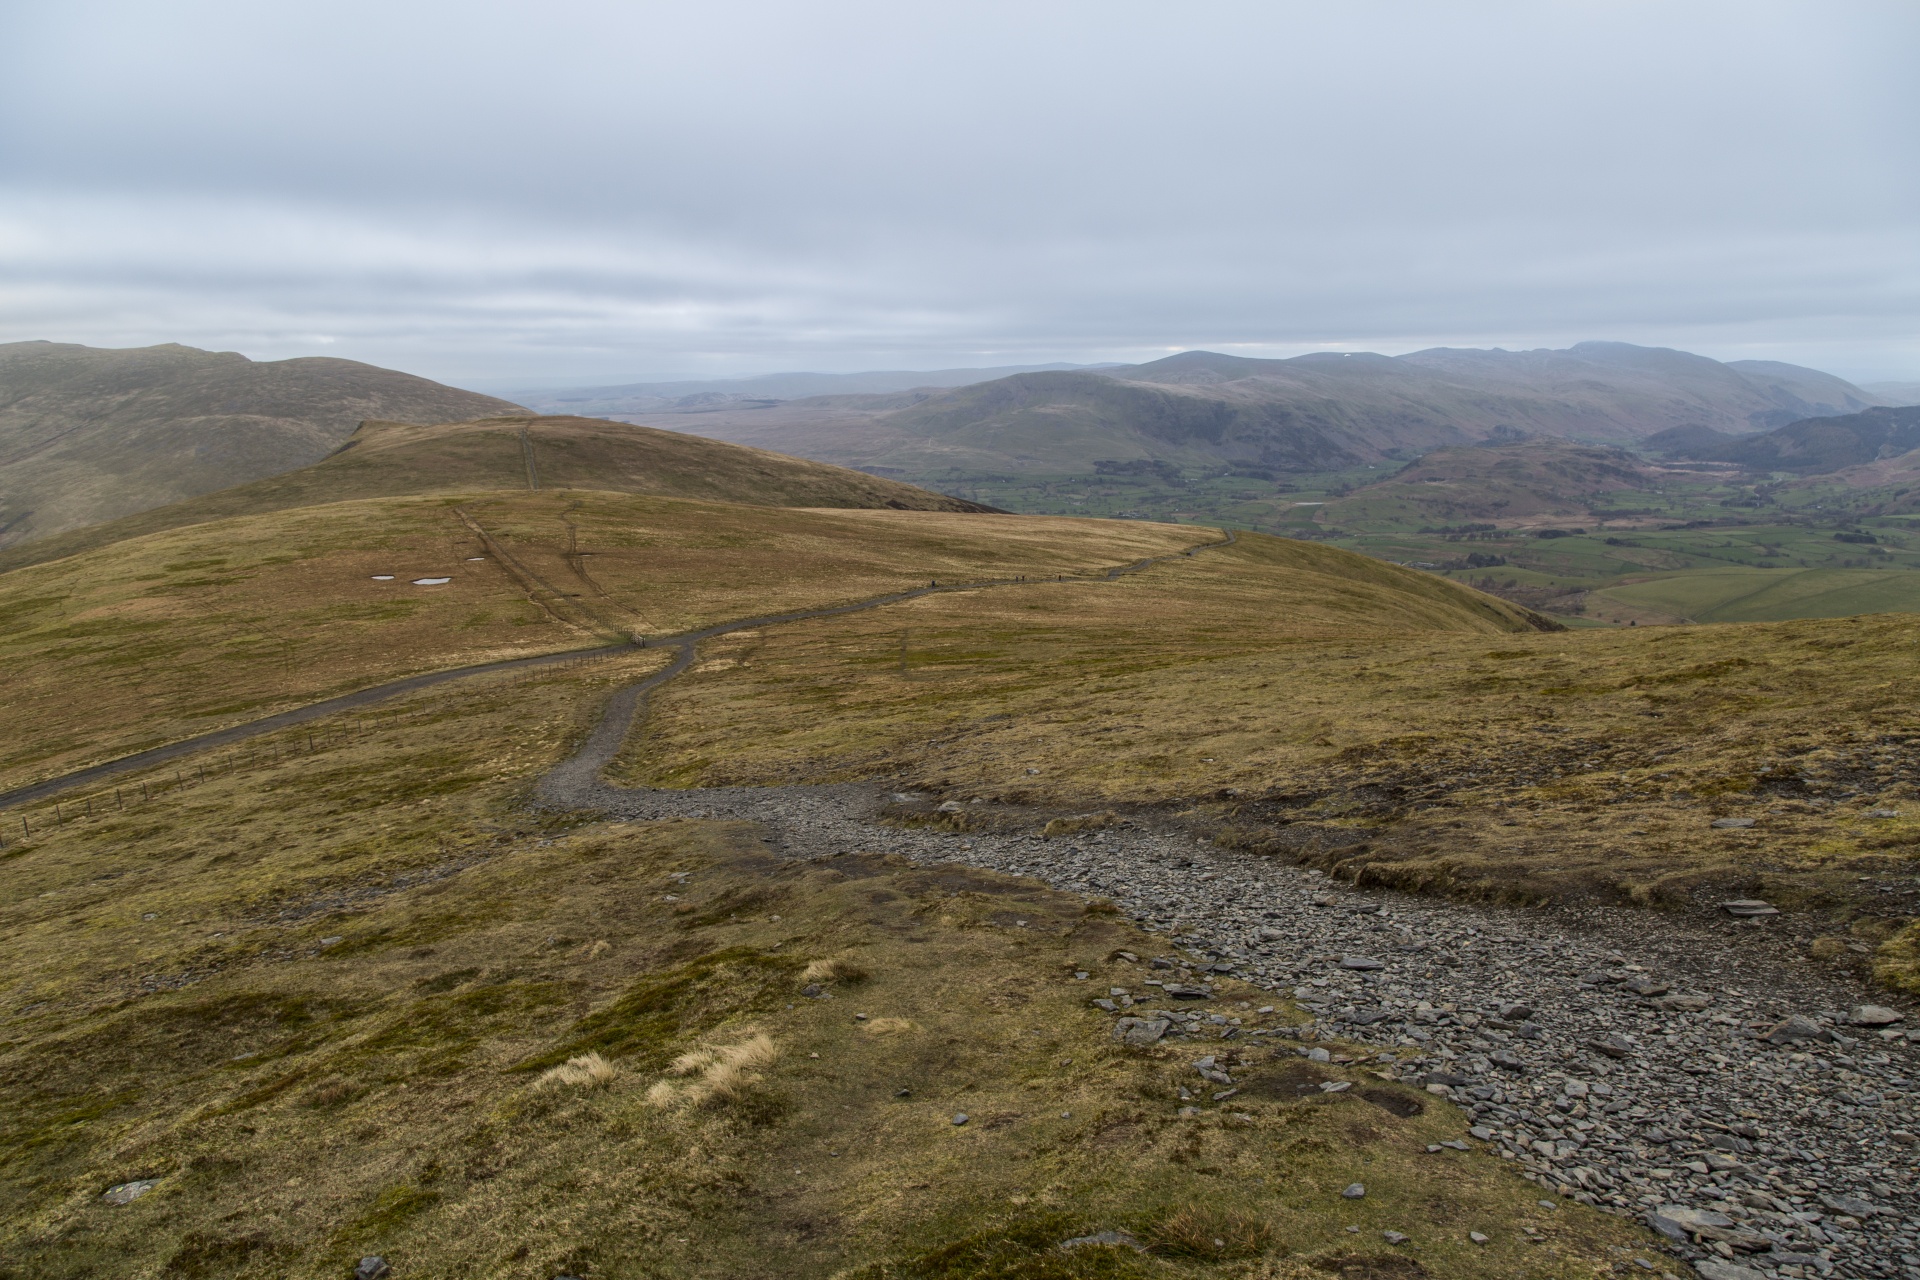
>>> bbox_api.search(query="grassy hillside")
[608,547,1920,989]
[1585,566,1920,625]
[0,415,994,575]
[0,652,1638,1280]
[1314,441,1662,531]
[0,342,523,549]
[0,492,1202,793]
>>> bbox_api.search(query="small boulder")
[1761,1014,1829,1045]
[1710,818,1756,829]
[1497,1002,1533,1020]
[1341,1183,1366,1199]
[1720,899,1777,917]
[1588,1034,1635,1059]
[1656,993,1713,1012]
[1112,1017,1171,1046]
[1851,1004,1903,1026]
[355,1260,392,1280]
[1338,955,1385,971]
[1647,1205,1733,1241]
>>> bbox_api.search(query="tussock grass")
[802,956,870,985]
[538,1052,619,1090]
[650,1033,780,1108]
[858,1017,916,1035]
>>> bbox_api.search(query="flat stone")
[1341,1183,1366,1199]
[1821,1193,1880,1217]
[1656,993,1713,1012]
[1851,1004,1903,1026]
[952,1113,969,1126]
[355,1260,392,1280]
[1468,1231,1490,1244]
[1623,978,1670,997]
[1162,984,1212,1000]
[1338,955,1386,971]
[1588,1034,1635,1059]
[1693,1261,1765,1280]
[1710,818,1757,829]
[1488,1050,1528,1073]
[1497,1002,1533,1020]
[1320,1081,1352,1093]
[1761,1014,1829,1045]
[102,1179,157,1205]
[1306,1047,1332,1063]
[1060,1229,1144,1253]
[936,800,964,813]
[1720,899,1778,917]
[1383,1231,1409,1245]
[1648,1205,1734,1241]
[1112,1017,1170,1046]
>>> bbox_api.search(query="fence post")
[55,803,63,824]
[116,788,123,810]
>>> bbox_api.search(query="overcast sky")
[2,1,1916,388]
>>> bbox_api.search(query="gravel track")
[544,671,1920,1280]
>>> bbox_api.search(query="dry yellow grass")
[538,1052,620,1090]
[0,489,1210,792]
[0,648,1644,1278]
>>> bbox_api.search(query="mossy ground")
[0,646,1646,1278]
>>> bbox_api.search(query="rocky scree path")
[544,702,1920,1280]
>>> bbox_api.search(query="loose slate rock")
[1648,1205,1734,1241]
[1338,955,1385,971]
[1719,899,1777,917]
[1112,1016,1171,1046]
[355,1260,392,1280]
[1761,1014,1829,1045]
[1341,1183,1367,1199]
[1162,984,1212,1000]
[1588,1034,1635,1059]
[1710,818,1757,829]
[1656,993,1713,1012]
[1851,1004,1903,1026]
[1693,1261,1765,1280]
[102,1179,157,1205]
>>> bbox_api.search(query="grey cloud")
[1,0,1916,383]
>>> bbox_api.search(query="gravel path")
[546,721,1920,1280]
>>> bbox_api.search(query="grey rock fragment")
[1647,1205,1733,1241]
[1338,955,1385,971]
[1112,1016,1171,1046]
[1341,1183,1366,1199]
[102,1179,157,1205]
[1692,1262,1765,1280]
[1850,1004,1903,1026]
[1059,1229,1143,1252]
[1719,898,1776,916]
[355,1260,392,1280]
[1761,1014,1829,1044]
[1710,818,1756,829]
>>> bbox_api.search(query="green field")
[946,465,1920,625]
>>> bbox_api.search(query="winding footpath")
[13,524,1920,1278]
[536,572,1920,1280]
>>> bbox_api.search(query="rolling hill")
[1313,439,1665,530]
[0,341,524,549]
[622,342,1888,478]
[1647,404,1920,475]
[0,414,997,575]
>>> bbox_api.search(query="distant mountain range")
[614,342,1889,478]
[0,342,524,547]
[509,363,1118,416]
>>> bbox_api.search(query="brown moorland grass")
[0,413,991,575]
[609,537,1920,990]
[0,648,1644,1279]
[0,491,1209,792]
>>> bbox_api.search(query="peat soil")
[542,700,1920,1280]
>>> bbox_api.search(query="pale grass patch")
[585,938,613,959]
[860,1017,915,1035]
[801,956,869,985]
[536,1051,618,1090]
[651,1033,779,1108]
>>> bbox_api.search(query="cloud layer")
[2,1,1916,384]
